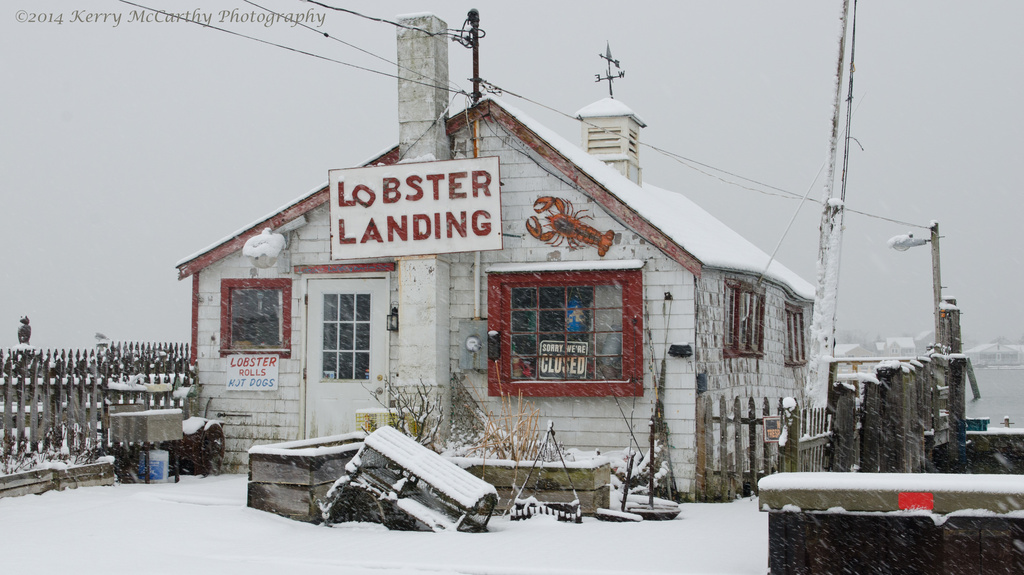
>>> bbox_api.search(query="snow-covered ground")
[0,474,767,574]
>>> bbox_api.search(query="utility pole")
[806,0,851,406]
[453,10,483,104]
[930,221,943,350]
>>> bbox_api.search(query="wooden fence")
[695,353,966,501]
[1,343,193,461]
[695,395,830,501]
[828,354,962,473]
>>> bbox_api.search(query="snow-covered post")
[805,0,851,407]
[929,222,944,349]
[830,374,861,472]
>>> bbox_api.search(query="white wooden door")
[305,278,388,438]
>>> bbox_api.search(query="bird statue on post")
[18,316,31,345]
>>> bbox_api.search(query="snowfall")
[0,474,767,575]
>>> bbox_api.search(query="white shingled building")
[175,13,813,498]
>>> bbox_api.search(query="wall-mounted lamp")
[243,228,287,269]
[386,305,399,332]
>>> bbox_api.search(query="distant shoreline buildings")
[833,339,1024,369]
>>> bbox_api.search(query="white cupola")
[575,98,646,185]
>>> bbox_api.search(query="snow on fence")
[828,353,964,474]
[1,343,193,462]
[695,354,968,501]
[695,395,830,502]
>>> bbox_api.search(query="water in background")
[966,368,1024,427]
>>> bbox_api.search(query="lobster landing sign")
[328,157,502,260]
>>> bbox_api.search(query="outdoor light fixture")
[888,221,943,348]
[886,232,928,252]
[386,305,399,332]
[243,228,287,269]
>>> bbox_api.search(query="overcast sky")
[2,1,1021,350]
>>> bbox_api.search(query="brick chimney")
[396,14,450,161]
[576,98,646,185]
[393,14,451,410]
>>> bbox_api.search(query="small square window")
[220,278,292,357]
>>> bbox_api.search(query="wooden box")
[452,457,611,515]
[247,432,365,523]
[109,409,183,443]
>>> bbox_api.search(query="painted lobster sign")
[525,196,615,257]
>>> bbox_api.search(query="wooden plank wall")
[1,343,192,460]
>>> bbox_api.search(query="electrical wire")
[115,0,467,97]
[242,0,464,93]
[476,78,928,230]
[118,1,922,231]
[302,0,468,42]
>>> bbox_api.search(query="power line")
[302,0,467,41]
[115,0,466,97]
[476,78,928,230]
[241,0,466,93]
[117,2,923,231]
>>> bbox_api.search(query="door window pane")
[322,292,373,380]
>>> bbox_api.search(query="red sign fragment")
[898,492,934,511]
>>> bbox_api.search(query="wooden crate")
[246,432,365,523]
[0,461,115,499]
[452,457,611,515]
[324,427,498,532]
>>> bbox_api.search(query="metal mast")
[806,0,852,405]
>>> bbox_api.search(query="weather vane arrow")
[595,42,625,98]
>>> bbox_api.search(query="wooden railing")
[1,343,193,462]
[694,353,966,501]
[828,354,963,473]
[695,395,830,501]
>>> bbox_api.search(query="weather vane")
[595,42,625,98]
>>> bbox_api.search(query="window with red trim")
[785,304,807,366]
[487,270,643,397]
[725,279,765,358]
[220,278,292,357]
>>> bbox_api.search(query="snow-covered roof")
[833,343,871,357]
[177,97,814,300]
[486,95,813,299]
[965,342,1024,354]
[575,97,647,127]
[886,337,917,350]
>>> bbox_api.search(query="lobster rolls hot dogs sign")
[328,157,502,259]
